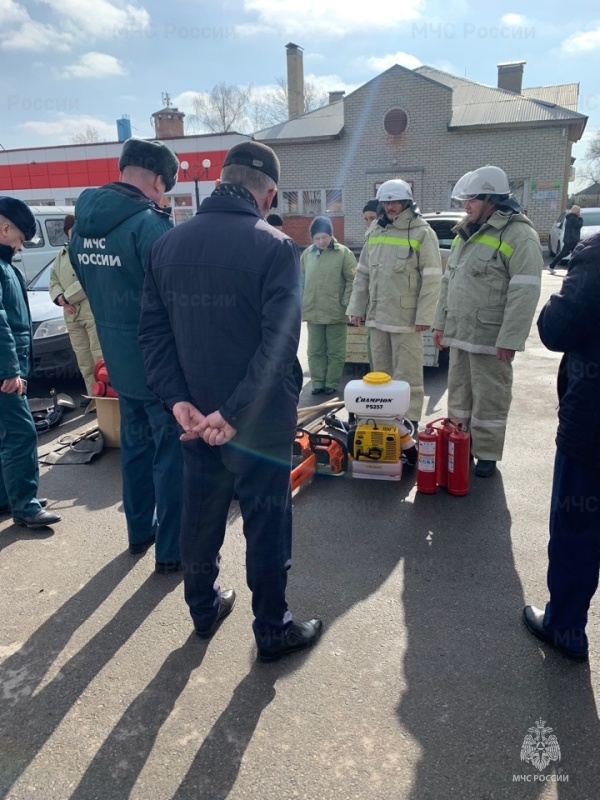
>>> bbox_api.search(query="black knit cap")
[0,196,37,241]
[223,140,280,184]
[309,215,333,237]
[362,199,379,214]
[118,138,179,192]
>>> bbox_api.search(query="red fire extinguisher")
[436,420,453,488]
[447,425,470,496]
[417,426,438,494]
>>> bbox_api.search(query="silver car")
[27,260,78,378]
[548,207,600,260]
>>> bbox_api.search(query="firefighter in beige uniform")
[49,214,102,396]
[432,166,543,477]
[347,179,442,423]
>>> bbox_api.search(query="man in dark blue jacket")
[70,139,183,573]
[139,141,322,661]
[0,198,61,528]
[524,232,600,661]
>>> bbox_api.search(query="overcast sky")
[1,0,599,187]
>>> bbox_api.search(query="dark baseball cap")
[223,140,280,184]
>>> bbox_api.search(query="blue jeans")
[119,395,183,564]
[181,438,293,647]
[0,392,42,517]
[544,449,600,653]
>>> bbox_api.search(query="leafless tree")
[70,126,102,144]
[255,76,329,128]
[186,83,253,134]
[573,130,600,205]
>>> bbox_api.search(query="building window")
[65,197,78,206]
[282,191,299,215]
[384,109,408,136]
[303,190,322,216]
[326,189,343,214]
[281,189,343,216]
[45,219,67,247]
[26,199,55,207]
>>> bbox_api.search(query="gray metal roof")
[522,84,579,112]
[415,65,585,136]
[256,64,586,142]
[254,100,344,142]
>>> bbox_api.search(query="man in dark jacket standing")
[524,232,600,662]
[139,141,322,661]
[70,139,183,573]
[547,205,583,274]
[0,198,61,528]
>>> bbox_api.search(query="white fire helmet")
[452,166,511,200]
[376,179,414,202]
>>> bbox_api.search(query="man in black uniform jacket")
[139,141,322,661]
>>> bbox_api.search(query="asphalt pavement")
[1,261,599,799]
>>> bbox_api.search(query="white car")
[548,207,600,259]
[421,210,466,269]
[13,206,75,282]
[27,260,77,378]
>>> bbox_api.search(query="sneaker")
[311,387,324,395]
[547,267,556,275]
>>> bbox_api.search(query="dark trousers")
[549,239,578,269]
[181,437,293,647]
[0,392,42,517]
[119,395,183,564]
[544,449,600,653]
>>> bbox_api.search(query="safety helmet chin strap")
[473,196,494,225]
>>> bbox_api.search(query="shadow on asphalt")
[0,553,181,798]
[288,464,600,797]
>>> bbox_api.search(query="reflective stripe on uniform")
[448,407,472,419]
[366,321,418,334]
[509,274,541,286]
[422,267,442,276]
[368,236,422,250]
[356,262,369,274]
[470,414,507,428]
[471,234,514,258]
[442,337,497,355]
[451,236,460,250]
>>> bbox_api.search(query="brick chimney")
[286,43,304,120]
[328,91,345,104]
[497,61,525,95]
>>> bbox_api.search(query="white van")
[12,206,75,282]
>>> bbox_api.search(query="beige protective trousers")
[369,328,424,422]
[66,314,103,395]
[447,348,513,461]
